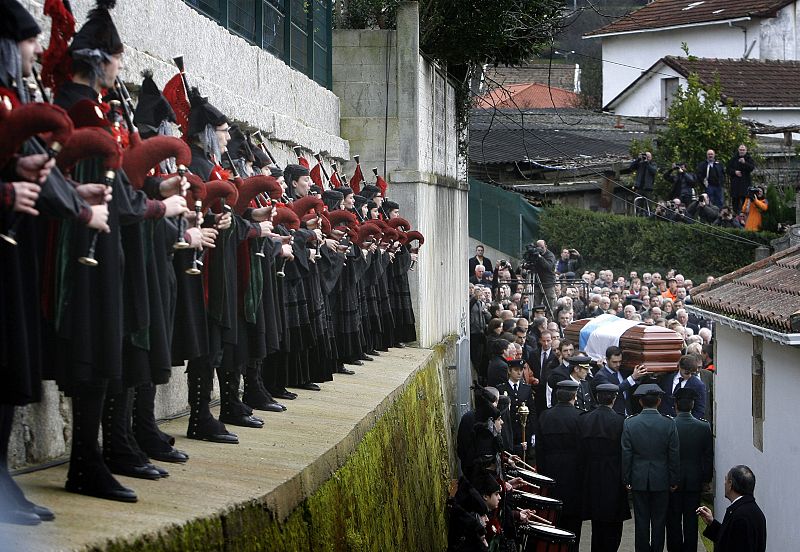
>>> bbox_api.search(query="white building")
[687,245,800,550]
[584,0,800,112]
[605,56,800,130]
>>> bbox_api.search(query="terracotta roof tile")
[691,245,800,332]
[476,83,579,110]
[663,57,800,107]
[586,0,794,37]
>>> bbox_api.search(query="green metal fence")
[184,0,333,89]
[468,178,541,258]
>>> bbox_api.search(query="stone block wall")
[20,0,349,164]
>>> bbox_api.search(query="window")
[662,77,679,117]
[184,0,332,89]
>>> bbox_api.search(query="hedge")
[538,206,778,283]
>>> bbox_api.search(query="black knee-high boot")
[133,384,188,463]
[243,360,285,412]
[0,404,49,525]
[102,388,160,480]
[186,359,238,444]
[66,387,137,502]
[217,361,263,428]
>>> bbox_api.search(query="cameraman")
[741,186,768,231]
[665,161,697,206]
[630,151,657,213]
[687,193,720,224]
[556,248,581,279]
[524,240,557,316]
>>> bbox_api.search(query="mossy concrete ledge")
[2,340,455,552]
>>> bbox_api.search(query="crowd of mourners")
[449,244,766,552]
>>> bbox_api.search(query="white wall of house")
[597,2,800,107]
[713,324,800,550]
[609,65,683,117]
[598,22,760,107]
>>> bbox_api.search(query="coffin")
[564,318,683,373]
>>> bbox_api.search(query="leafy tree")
[336,0,563,69]
[657,73,756,173]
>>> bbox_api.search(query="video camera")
[747,186,762,199]
[521,243,545,269]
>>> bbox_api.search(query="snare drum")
[510,468,556,496]
[511,490,562,524]
[518,523,575,552]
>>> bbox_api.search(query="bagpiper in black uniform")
[0,0,105,524]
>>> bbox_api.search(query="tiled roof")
[469,108,653,166]
[662,57,800,108]
[585,0,794,37]
[690,245,800,333]
[475,83,580,110]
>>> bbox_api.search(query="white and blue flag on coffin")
[579,314,641,361]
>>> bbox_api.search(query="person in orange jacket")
[741,186,768,231]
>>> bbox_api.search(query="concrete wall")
[713,324,800,550]
[334,2,469,348]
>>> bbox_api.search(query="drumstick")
[516,508,553,525]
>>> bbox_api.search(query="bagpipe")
[0,100,74,245]
[56,127,123,266]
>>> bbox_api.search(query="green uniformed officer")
[666,387,712,552]
[622,383,680,552]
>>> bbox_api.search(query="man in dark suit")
[667,388,713,552]
[496,361,535,459]
[658,355,707,419]
[532,331,559,414]
[580,383,631,552]
[622,384,680,552]
[590,346,648,416]
[537,380,584,550]
[697,465,767,552]
[695,149,726,208]
[468,244,493,278]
